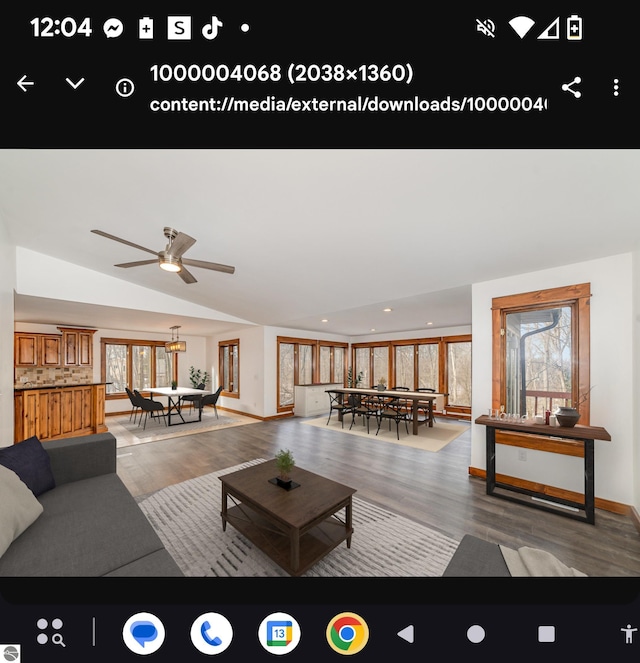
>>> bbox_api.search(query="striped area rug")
[137,459,459,577]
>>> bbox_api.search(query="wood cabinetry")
[14,384,108,443]
[14,328,96,368]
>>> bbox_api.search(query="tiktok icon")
[202,16,223,40]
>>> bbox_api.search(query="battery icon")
[139,16,154,39]
[567,14,582,40]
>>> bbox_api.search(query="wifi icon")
[509,16,535,38]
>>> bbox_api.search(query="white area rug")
[137,459,459,577]
[302,416,468,453]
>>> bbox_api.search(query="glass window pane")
[279,343,294,406]
[231,344,239,393]
[355,348,369,387]
[372,347,388,387]
[505,306,572,416]
[319,346,331,383]
[395,346,414,389]
[447,341,472,407]
[333,347,344,384]
[132,345,152,391]
[222,346,230,390]
[155,346,172,387]
[418,344,439,390]
[105,344,127,394]
[298,345,313,385]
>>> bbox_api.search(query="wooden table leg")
[221,484,228,531]
[346,498,353,548]
[291,528,300,572]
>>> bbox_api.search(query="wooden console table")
[475,415,611,524]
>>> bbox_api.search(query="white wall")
[349,325,471,344]
[0,218,16,445]
[633,250,640,510]
[471,253,635,506]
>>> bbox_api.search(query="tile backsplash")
[15,366,93,388]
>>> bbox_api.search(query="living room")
[1,149,640,578]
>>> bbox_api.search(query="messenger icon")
[123,612,166,655]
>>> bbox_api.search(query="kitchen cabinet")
[14,384,108,443]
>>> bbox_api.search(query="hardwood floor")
[115,413,640,577]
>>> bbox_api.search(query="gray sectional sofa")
[0,432,183,576]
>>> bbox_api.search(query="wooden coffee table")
[220,460,356,576]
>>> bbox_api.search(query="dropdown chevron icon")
[66,77,85,89]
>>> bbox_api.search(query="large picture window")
[101,338,174,397]
[492,283,591,423]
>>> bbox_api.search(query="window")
[219,339,239,397]
[101,338,174,397]
[446,337,472,408]
[492,283,591,422]
[277,337,348,411]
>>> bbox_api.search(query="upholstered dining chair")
[125,387,142,423]
[198,385,223,419]
[181,382,206,412]
[136,393,167,430]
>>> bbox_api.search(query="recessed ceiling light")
[321,319,328,323]
[383,308,392,312]
[370,328,376,332]
[426,321,433,326]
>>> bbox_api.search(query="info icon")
[257,612,301,655]
[326,612,369,655]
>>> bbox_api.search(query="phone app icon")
[257,612,301,655]
[326,612,369,655]
[122,612,165,655]
[190,613,233,655]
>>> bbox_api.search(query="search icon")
[52,633,66,647]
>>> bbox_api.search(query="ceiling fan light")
[159,252,182,272]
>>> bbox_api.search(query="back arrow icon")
[17,74,35,92]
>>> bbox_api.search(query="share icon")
[562,76,582,98]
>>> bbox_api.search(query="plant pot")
[377,385,386,391]
[554,406,581,427]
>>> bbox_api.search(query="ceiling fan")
[91,227,235,284]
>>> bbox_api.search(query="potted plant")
[274,448,295,486]
[171,380,178,390]
[377,377,387,391]
[189,366,210,389]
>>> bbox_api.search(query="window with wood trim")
[219,339,239,398]
[101,338,175,398]
[277,337,348,411]
[492,283,591,423]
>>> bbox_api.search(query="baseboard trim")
[468,466,631,516]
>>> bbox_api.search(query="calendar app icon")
[258,613,301,654]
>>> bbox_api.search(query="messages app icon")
[122,612,165,655]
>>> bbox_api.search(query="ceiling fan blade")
[182,258,236,274]
[91,229,158,256]
[178,266,198,284]
[168,232,196,258]
[114,259,158,268]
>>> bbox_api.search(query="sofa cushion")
[0,436,55,496]
[0,473,171,576]
[0,464,44,558]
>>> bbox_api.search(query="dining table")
[327,387,443,435]
[147,386,210,426]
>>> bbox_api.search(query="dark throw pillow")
[0,436,56,496]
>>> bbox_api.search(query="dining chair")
[416,387,436,421]
[182,382,206,412]
[125,387,142,423]
[375,395,410,440]
[137,394,167,430]
[326,391,357,428]
[198,385,223,419]
[350,393,380,433]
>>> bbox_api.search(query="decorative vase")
[554,406,581,427]
[377,384,386,391]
